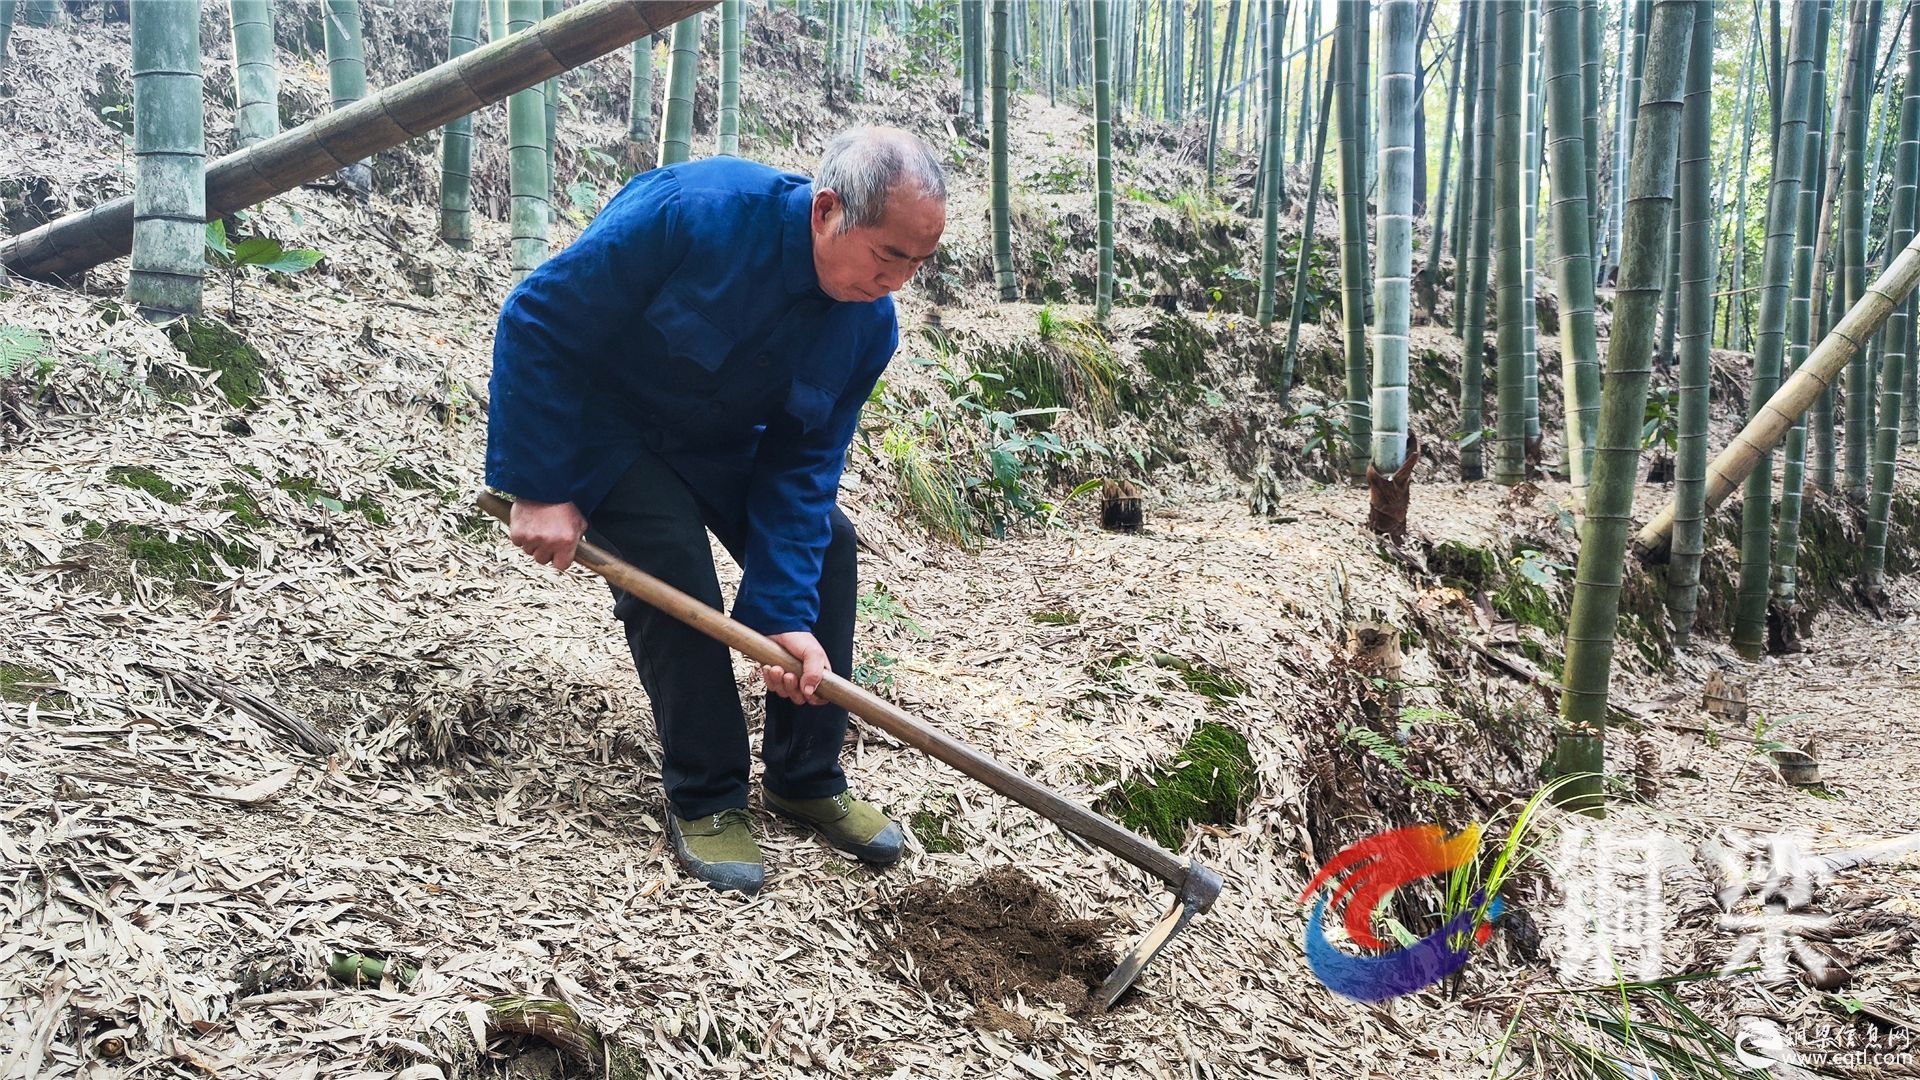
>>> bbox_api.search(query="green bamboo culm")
[1279,53,1339,401]
[657,10,700,166]
[1813,0,1866,494]
[1580,0,1602,248]
[1333,0,1371,483]
[1664,0,1714,643]
[1843,1,1883,501]
[1773,0,1835,611]
[1864,7,1920,596]
[487,0,504,42]
[851,0,868,99]
[1452,4,1482,331]
[1205,0,1241,189]
[1909,28,1920,456]
[543,0,559,205]
[1520,0,1541,451]
[128,0,206,321]
[1724,29,1759,351]
[323,0,373,194]
[438,0,483,249]
[19,0,54,27]
[1493,0,1527,486]
[507,0,549,283]
[228,0,279,148]
[1093,0,1114,321]
[719,0,741,152]
[1461,0,1497,481]
[1256,0,1288,328]
[990,0,1015,301]
[1543,0,1600,504]
[1555,0,1694,816]
[1369,0,1416,481]
[629,34,655,147]
[968,0,986,127]
[1428,10,1466,277]
[0,1,14,70]
[1730,0,1817,660]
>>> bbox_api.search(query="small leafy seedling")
[206,220,324,319]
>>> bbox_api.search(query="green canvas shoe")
[668,808,764,894]
[763,788,904,865]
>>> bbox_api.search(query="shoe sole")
[767,806,903,866]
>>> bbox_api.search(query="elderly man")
[486,127,947,894]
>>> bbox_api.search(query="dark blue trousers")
[585,448,856,820]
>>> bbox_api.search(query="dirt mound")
[872,869,1115,1017]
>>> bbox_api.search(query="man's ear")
[811,188,840,232]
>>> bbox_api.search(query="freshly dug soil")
[873,869,1116,1017]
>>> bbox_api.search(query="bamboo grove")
[4,1,1920,818]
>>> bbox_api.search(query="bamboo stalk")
[1094,0,1114,320]
[229,0,279,148]
[1334,0,1371,483]
[128,0,205,320]
[1544,0,1601,502]
[990,0,1015,301]
[1730,0,1817,659]
[1556,0,1694,815]
[656,9,701,165]
[628,33,654,146]
[1370,0,1417,477]
[508,0,549,282]
[1494,0,1527,486]
[1278,52,1338,400]
[1772,0,1835,608]
[1665,0,1715,642]
[439,0,484,249]
[1864,4,1919,594]
[1461,1,1496,481]
[0,1,715,282]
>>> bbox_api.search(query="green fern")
[0,326,51,379]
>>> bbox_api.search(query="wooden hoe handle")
[477,491,1212,900]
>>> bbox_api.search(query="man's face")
[810,188,946,304]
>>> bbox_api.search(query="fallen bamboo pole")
[1634,225,1920,561]
[0,0,713,281]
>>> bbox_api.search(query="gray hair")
[816,126,948,233]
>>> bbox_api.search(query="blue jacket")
[485,158,899,635]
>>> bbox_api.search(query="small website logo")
[1299,823,1502,1002]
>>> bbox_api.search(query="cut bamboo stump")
[1702,670,1750,724]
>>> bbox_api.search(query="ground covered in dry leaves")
[2,6,1918,1079]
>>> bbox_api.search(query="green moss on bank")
[164,317,268,408]
[108,465,187,505]
[0,662,70,708]
[1100,722,1254,850]
[79,520,257,580]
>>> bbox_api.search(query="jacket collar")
[783,181,823,297]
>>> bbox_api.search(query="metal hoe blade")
[1096,860,1224,1010]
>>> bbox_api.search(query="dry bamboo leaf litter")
[3,7,1919,1079]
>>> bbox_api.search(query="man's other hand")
[510,499,587,571]
[764,631,829,706]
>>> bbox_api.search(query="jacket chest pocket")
[645,289,737,379]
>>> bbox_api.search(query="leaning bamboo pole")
[0,0,715,283]
[1635,223,1920,561]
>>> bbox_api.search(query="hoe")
[479,492,1222,1008]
